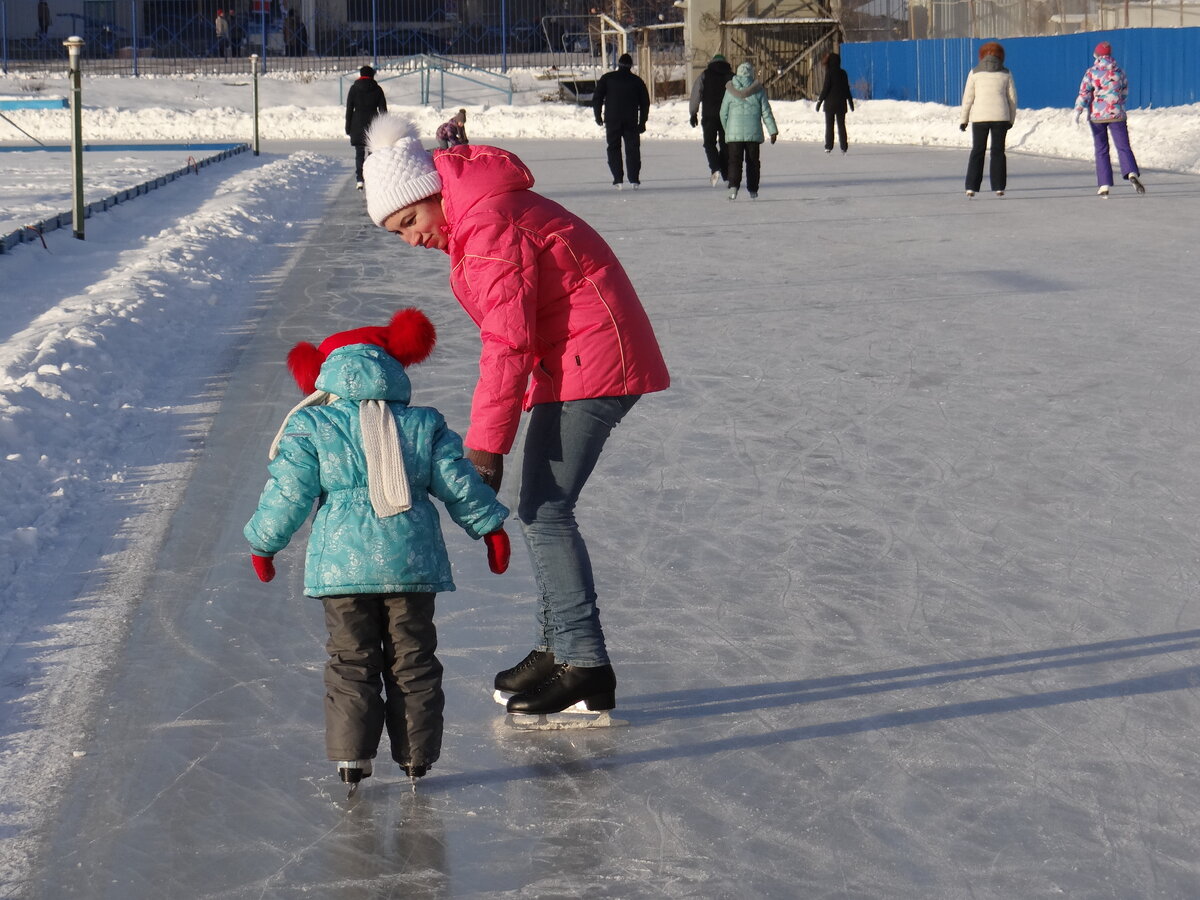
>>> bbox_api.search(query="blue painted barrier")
[0,98,68,109]
[0,142,245,153]
[843,28,1200,109]
[0,143,249,254]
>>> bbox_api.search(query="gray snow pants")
[321,592,443,768]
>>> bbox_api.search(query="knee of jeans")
[517,500,577,530]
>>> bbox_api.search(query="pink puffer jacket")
[433,145,670,454]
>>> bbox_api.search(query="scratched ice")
[4,135,1200,899]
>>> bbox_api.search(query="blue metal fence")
[842,28,1200,109]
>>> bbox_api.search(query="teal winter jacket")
[244,344,509,597]
[720,62,778,143]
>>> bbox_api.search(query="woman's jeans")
[966,121,1009,192]
[518,395,640,668]
[1090,120,1139,187]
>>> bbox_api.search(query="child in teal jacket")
[244,308,510,789]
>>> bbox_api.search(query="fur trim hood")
[727,62,764,97]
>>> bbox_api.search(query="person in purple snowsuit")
[435,109,469,150]
[1074,41,1145,197]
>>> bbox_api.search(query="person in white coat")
[959,41,1018,197]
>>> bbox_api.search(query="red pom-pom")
[385,308,437,367]
[287,341,324,394]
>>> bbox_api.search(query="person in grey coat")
[345,66,388,189]
[719,61,779,200]
[815,52,855,154]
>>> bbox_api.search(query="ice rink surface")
[27,138,1200,898]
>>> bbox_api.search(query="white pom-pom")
[366,113,419,154]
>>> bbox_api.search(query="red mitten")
[251,554,276,583]
[484,529,510,574]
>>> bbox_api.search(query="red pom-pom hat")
[286,308,436,394]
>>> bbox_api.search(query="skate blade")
[505,710,628,730]
[493,689,608,716]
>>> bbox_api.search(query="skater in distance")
[593,53,650,188]
[345,65,387,190]
[361,114,670,719]
[436,108,470,149]
[815,52,855,154]
[720,61,779,201]
[959,41,1017,198]
[244,308,510,791]
[689,52,735,187]
[1073,41,1145,197]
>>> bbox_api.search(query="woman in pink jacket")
[362,114,670,717]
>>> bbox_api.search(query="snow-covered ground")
[3,69,1200,897]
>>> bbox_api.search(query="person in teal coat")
[719,61,779,200]
[244,308,510,790]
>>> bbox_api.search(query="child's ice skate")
[336,759,373,797]
[401,762,428,792]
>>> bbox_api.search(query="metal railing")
[1,2,685,76]
[339,53,514,107]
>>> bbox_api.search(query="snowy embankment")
[0,150,333,664]
[3,68,1200,173]
[0,148,338,887]
[9,99,1200,173]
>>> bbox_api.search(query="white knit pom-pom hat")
[363,113,443,227]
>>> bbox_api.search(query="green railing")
[343,53,514,108]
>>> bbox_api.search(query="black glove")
[815,101,822,112]
[639,123,646,134]
[769,133,777,144]
[595,117,604,127]
[959,123,968,132]
[689,114,698,128]
[849,102,855,113]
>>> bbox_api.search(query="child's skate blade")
[505,710,628,730]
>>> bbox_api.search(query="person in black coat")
[815,52,855,154]
[345,67,388,189]
[688,53,735,185]
[593,53,650,188]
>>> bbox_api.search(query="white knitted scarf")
[269,390,411,518]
